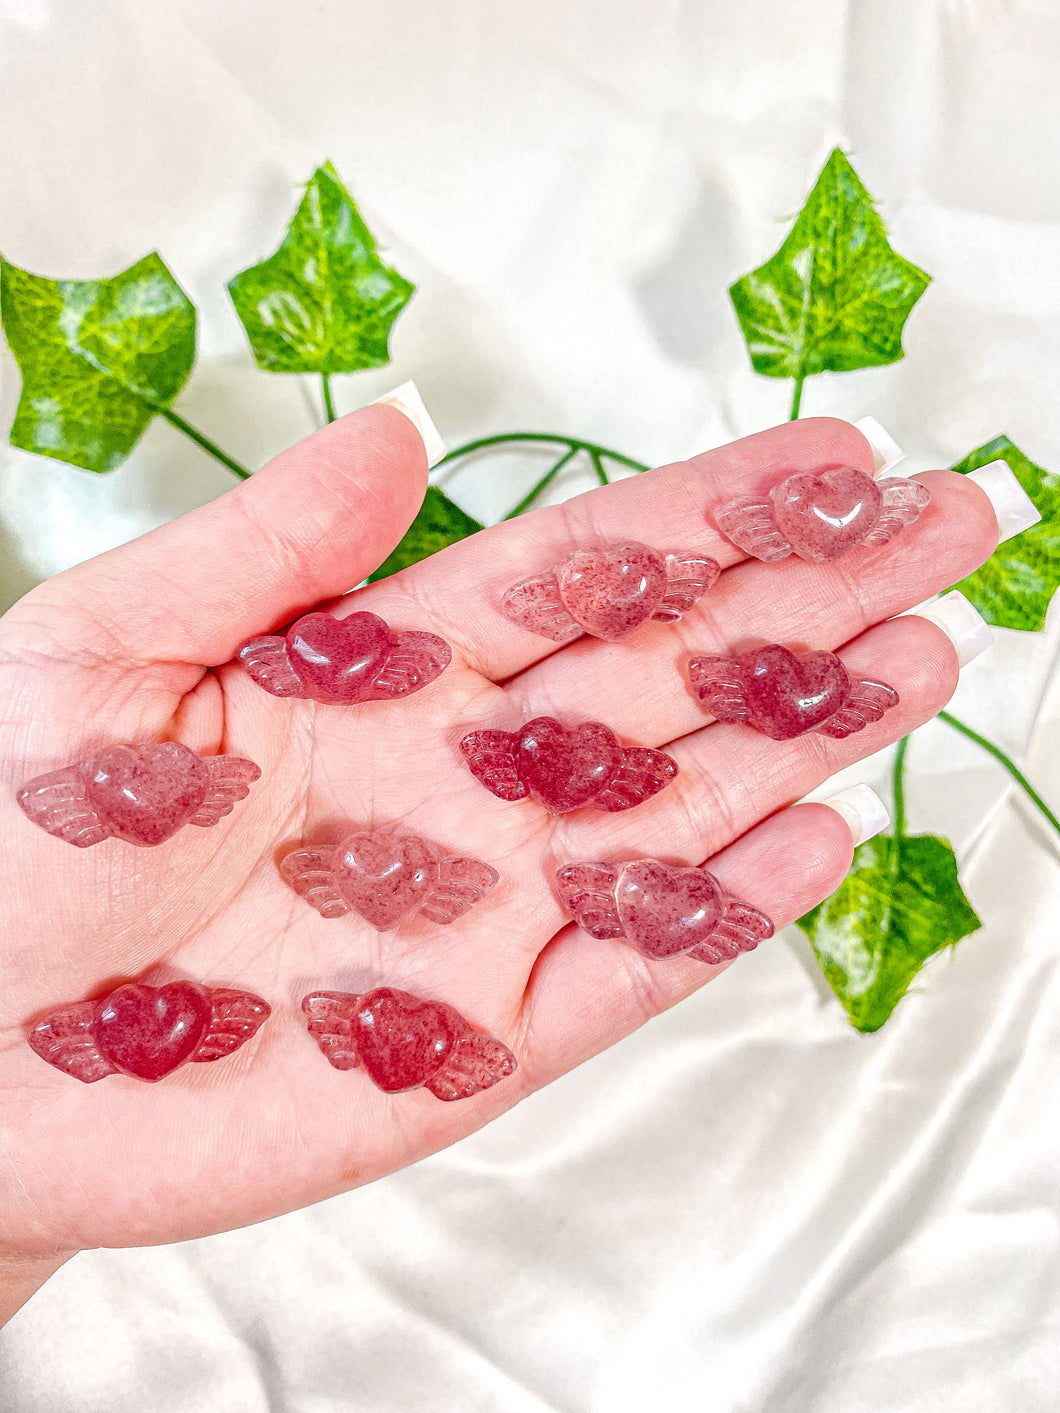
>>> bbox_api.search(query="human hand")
[0,404,999,1320]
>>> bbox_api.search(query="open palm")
[0,406,997,1307]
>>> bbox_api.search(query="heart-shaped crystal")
[83,743,209,846]
[333,832,440,930]
[556,543,668,641]
[740,645,850,739]
[350,988,455,1092]
[770,466,883,563]
[615,860,724,957]
[94,982,213,1081]
[518,718,624,811]
[285,611,393,703]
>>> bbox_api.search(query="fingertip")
[788,415,879,477]
[909,468,1000,576]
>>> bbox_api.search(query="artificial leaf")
[951,436,1060,631]
[730,147,930,381]
[370,487,483,581]
[228,162,414,374]
[0,253,196,473]
[797,833,980,1032]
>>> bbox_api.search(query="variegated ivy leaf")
[730,148,930,381]
[1,252,196,473]
[228,162,414,374]
[952,436,1059,632]
[797,832,981,1033]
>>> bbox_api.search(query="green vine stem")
[436,432,647,519]
[321,373,337,424]
[158,408,252,481]
[502,446,579,520]
[939,710,1060,840]
[438,433,649,475]
[892,734,909,841]
[789,374,805,421]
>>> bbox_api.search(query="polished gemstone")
[459,716,678,813]
[17,743,261,848]
[302,987,517,1101]
[281,828,499,929]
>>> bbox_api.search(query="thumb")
[9,398,432,666]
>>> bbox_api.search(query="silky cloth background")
[2,1,1060,1409]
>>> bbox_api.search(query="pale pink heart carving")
[286,612,393,702]
[517,719,624,812]
[83,744,210,845]
[615,860,724,958]
[555,543,669,641]
[332,832,440,930]
[770,467,883,562]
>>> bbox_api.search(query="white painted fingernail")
[965,459,1041,542]
[822,784,890,845]
[371,380,447,468]
[853,416,905,475]
[909,590,994,666]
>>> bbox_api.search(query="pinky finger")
[515,801,862,1086]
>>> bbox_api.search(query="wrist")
[1,1246,75,1325]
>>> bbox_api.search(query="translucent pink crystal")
[301,987,517,1101]
[556,859,773,963]
[28,982,271,1083]
[17,743,261,848]
[459,716,678,813]
[281,828,499,930]
[714,465,930,563]
[501,542,720,642]
[238,610,451,704]
[687,644,898,740]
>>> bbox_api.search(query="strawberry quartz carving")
[714,465,929,563]
[459,716,678,813]
[28,982,271,1083]
[687,644,898,740]
[501,542,720,642]
[17,743,261,848]
[556,859,774,963]
[281,828,499,930]
[238,610,451,704]
[301,987,517,1101]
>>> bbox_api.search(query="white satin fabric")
[3,2,1060,1409]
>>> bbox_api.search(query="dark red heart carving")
[615,860,724,957]
[83,743,209,845]
[740,645,850,740]
[517,718,623,811]
[557,543,668,640]
[771,466,883,562]
[333,832,440,930]
[286,612,392,703]
[350,988,455,1092]
[94,982,213,1081]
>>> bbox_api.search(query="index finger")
[359,416,877,682]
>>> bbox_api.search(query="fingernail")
[853,416,905,475]
[825,779,893,842]
[371,380,447,468]
[909,590,994,667]
[822,784,890,845]
[965,459,1041,542]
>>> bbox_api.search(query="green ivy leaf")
[0,252,196,473]
[228,162,414,374]
[797,833,981,1032]
[369,487,483,581]
[951,436,1060,632]
[730,148,930,381]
